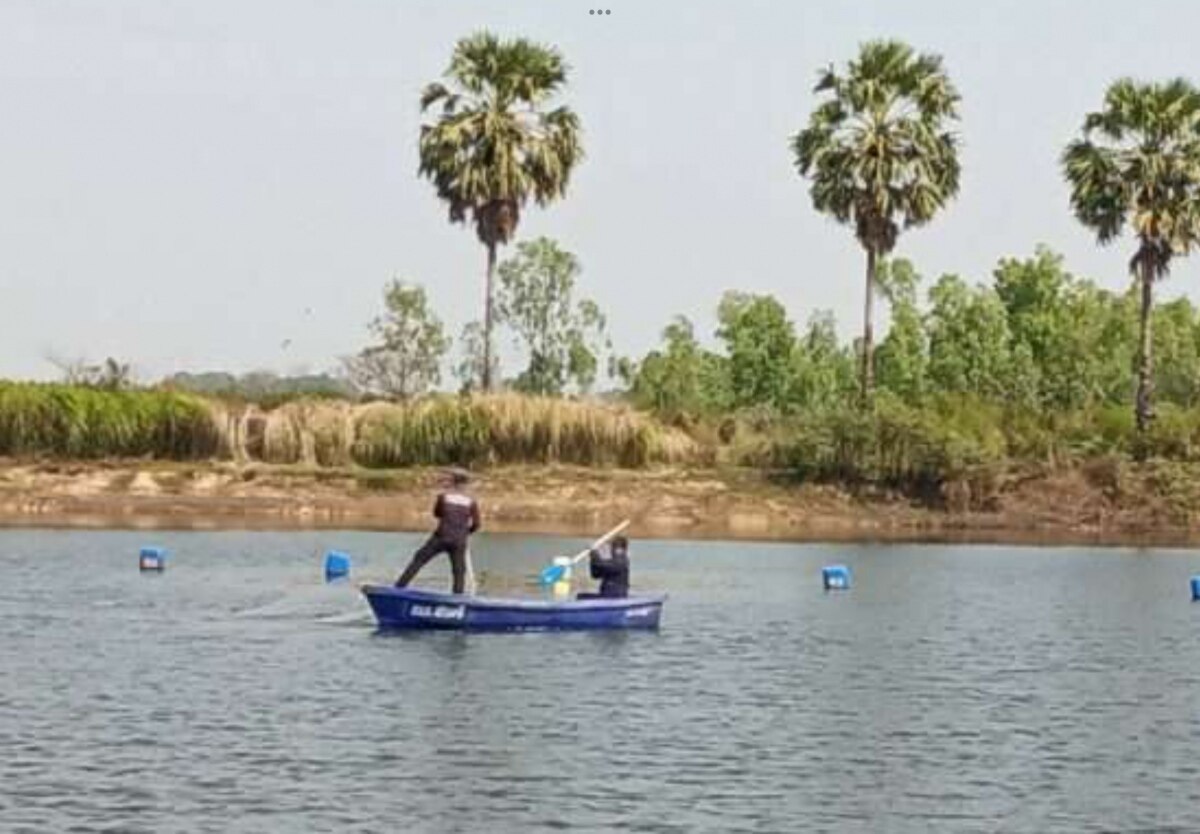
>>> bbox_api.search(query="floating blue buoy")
[139,546,166,572]
[822,564,851,591]
[1191,575,1200,602]
[325,551,351,581]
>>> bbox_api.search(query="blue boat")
[361,585,666,632]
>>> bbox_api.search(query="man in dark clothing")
[584,535,630,598]
[394,468,481,595]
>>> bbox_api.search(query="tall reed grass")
[0,386,698,469]
[0,382,221,459]
[350,394,698,468]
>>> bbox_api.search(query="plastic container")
[325,551,351,581]
[139,546,166,571]
[551,556,573,600]
[822,564,852,591]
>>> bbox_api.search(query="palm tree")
[792,40,961,403]
[1063,79,1200,439]
[418,32,583,391]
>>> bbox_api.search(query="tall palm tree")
[418,32,583,391]
[1063,79,1200,439]
[792,40,961,403]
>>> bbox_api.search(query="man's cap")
[444,466,471,485]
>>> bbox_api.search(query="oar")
[538,520,631,587]
[465,547,478,596]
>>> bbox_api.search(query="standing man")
[394,467,481,595]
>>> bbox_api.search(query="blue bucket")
[325,551,351,581]
[139,546,166,572]
[822,564,851,591]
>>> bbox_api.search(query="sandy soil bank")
[2,458,1198,546]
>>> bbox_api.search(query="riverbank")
[3,458,1200,546]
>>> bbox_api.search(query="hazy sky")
[3,0,1200,382]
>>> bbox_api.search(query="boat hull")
[361,585,665,632]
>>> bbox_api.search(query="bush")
[756,394,1008,494]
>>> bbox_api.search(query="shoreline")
[2,459,1199,547]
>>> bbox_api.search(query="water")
[4,530,1200,833]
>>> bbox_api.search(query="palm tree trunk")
[1135,259,1155,441]
[861,246,877,405]
[483,242,496,392]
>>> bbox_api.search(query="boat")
[360,584,666,631]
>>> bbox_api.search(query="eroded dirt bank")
[1,459,1198,546]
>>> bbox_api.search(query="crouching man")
[580,535,630,599]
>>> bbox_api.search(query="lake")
[3,529,1200,833]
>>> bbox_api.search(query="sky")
[2,0,1200,382]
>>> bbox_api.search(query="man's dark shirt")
[433,491,481,545]
[589,546,629,598]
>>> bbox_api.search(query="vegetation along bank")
[11,36,1200,543]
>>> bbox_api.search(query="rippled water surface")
[4,530,1200,832]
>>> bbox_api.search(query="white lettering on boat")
[624,606,657,619]
[409,604,466,620]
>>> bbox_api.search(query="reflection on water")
[3,529,1200,832]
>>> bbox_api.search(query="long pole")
[568,520,631,565]
[538,519,632,586]
[465,547,478,596]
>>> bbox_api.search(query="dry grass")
[10,387,699,469]
[350,394,699,468]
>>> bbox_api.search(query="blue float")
[361,585,666,631]
[325,551,351,581]
[1191,576,1200,601]
[139,546,166,571]
[822,564,851,591]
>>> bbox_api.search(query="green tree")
[716,292,797,410]
[495,238,607,396]
[1063,78,1200,437]
[791,311,857,410]
[418,33,583,392]
[926,275,1015,400]
[792,40,961,403]
[630,316,731,419]
[453,321,498,395]
[991,248,1143,410]
[994,248,1067,367]
[994,248,1086,408]
[1082,284,1138,405]
[875,258,928,401]
[1153,297,1200,406]
[345,281,449,398]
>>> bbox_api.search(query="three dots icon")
[589,9,612,14]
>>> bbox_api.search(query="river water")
[3,529,1200,833]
